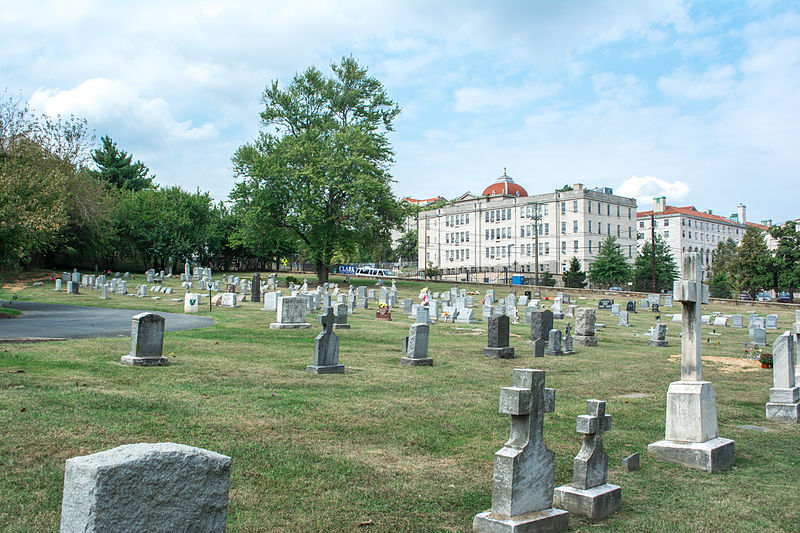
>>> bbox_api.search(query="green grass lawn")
[1,272,798,532]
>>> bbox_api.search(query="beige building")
[416,172,638,279]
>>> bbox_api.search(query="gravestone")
[59,443,231,533]
[551,297,564,319]
[473,369,566,532]
[416,306,430,324]
[270,297,312,329]
[401,298,413,314]
[262,291,281,311]
[648,253,735,472]
[640,298,650,309]
[184,293,199,313]
[648,323,668,347]
[401,323,433,366]
[518,295,529,307]
[752,327,767,345]
[765,332,799,422]
[332,302,350,330]
[766,314,778,330]
[100,284,109,300]
[219,293,237,308]
[55,278,62,291]
[376,306,392,321]
[664,295,673,307]
[485,290,495,305]
[483,314,514,358]
[545,329,564,355]
[648,293,661,306]
[68,281,79,294]
[554,400,621,521]
[730,314,743,328]
[524,306,536,324]
[618,310,629,327]
[529,308,554,344]
[626,301,636,313]
[701,315,712,325]
[455,308,476,324]
[494,303,505,316]
[749,317,765,338]
[307,308,344,374]
[566,305,577,318]
[713,316,727,327]
[137,284,148,298]
[610,303,620,316]
[748,314,759,328]
[251,273,261,303]
[563,323,575,354]
[429,299,441,320]
[483,304,493,319]
[574,308,598,347]
[121,313,167,366]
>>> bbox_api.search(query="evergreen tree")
[632,235,678,292]
[539,270,556,287]
[769,221,800,299]
[588,236,631,288]
[738,226,772,299]
[91,136,153,191]
[563,256,586,288]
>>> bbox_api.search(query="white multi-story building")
[637,197,748,276]
[416,171,638,279]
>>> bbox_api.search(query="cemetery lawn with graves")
[1,272,799,532]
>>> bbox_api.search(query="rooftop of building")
[637,204,744,226]
[482,169,528,197]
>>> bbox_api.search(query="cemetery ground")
[1,273,799,532]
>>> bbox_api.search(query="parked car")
[756,292,771,302]
[740,292,752,300]
[609,286,622,291]
[777,291,792,303]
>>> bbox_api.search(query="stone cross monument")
[554,400,621,521]
[648,253,735,472]
[473,369,568,532]
[307,307,344,374]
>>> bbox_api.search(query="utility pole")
[533,202,541,286]
[651,212,657,292]
[423,214,428,278]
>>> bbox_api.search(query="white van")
[354,267,396,278]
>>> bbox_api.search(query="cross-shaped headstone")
[493,369,556,517]
[573,399,612,490]
[319,306,334,334]
[674,253,709,381]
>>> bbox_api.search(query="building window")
[485,212,490,222]
[466,213,470,224]
[617,206,620,217]
[664,231,669,238]
[527,244,531,256]
[426,236,430,245]
[466,231,470,242]
[573,240,578,252]
[501,246,506,258]
[628,208,631,219]
[520,227,525,237]
[544,205,549,216]
[507,208,511,220]
[545,243,550,255]
[598,223,602,234]
[561,221,566,234]
[502,228,506,239]
[491,229,495,240]
[562,241,567,254]
[573,200,578,213]
[544,223,549,235]
[628,227,632,238]
[486,248,489,258]
[446,234,450,244]
[617,225,620,237]
[664,219,669,227]
[628,246,632,258]
[589,241,592,253]
[491,246,495,257]
[588,203,592,214]
[639,221,645,228]
[521,208,525,218]
[466,249,469,259]
[573,220,578,233]
[490,211,495,222]
[445,217,449,227]
[485,229,490,240]
[561,202,566,215]
[588,221,592,232]
[607,204,610,216]
[526,225,531,237]
[501,210,506,221]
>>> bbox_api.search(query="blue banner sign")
[337,264,357,275]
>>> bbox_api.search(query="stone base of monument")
[553,483,621,521]
[120,355,168,366]
[483,346,515,359]
[647,437,735,472]
[473,508,569,532]
[269,322,311,329]
[552,312,565,320]
[332,324,351,330]
[573,335,597,347]
[648,339,669,347]
[400,356,433,366]
[766,386,799,422]
[306,364,345,374]
[545,348,564,356]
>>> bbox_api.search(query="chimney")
[761,219,772,227]
[573,183,583,191]
[737,204,746,225]
[653,196,666,213]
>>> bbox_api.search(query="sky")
[2,0,798,224]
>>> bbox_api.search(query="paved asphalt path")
[0,301,215,340]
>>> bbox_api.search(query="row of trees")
[2,58,414,277]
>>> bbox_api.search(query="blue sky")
[2,0,798,224]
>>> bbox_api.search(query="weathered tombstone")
[610,303,620,316]
[563,323,575,354]
[137,284,148,298]
[262,291,281,311]
[701,315,712,325]
[415,305,430,324]
[518,295,529,307]
[648,293,660,306]
[551,297,564,319]
[367,288,377,302]
[270,296,312,329]
[648,253,735,472]
[356,286,368,309]
[466,295,475,307]
[455,308,476,324]
[566,304,577,318]
[713,316,727,327]
[621,453,640,472]
[626,301,636,313]
[55,279,62,291]
[59,443,231,533]
[618,310,629,327]
[100,284,109,300]
[648,323,668,347]
[251,273,261,303]
[748,314,759,328]
[429,299,440,320]
[401,298,413,314]
[307,308,344,374]
[67,281,79,294]
[146,270,154,283]
[483,314,514,358]
[749,317,765,338]
[766,332,800,422]
[752,327,767,345]
[401,323,433,366]
[545,329,564,355]
[121,313,167,366]
[332,302,350,330]
[730,314,743,328]
[473,369,566,532]
[574,308,598,346]
[529,308,554,345]
[219,293,237,308]
[376,305,392,321]
[664,294,673,307]
[494,303,505,316]
[184,293,199,313]
[766,314,778,330]
[554,400,621,521]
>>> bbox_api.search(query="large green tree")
[710,238,742,298]
[769,222,800,299]
[231,57,403,282]
[632,235,678,292]
[92,135,153,191]
[738,226,772,299]
[588,236,632,288]
[563,256,586,288]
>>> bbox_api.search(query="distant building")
[416,170,638,279]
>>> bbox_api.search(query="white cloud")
[453,83,561,113]
[615,176,690,205]
[657,65,738,99]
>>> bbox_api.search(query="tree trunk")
[316,259,328,283]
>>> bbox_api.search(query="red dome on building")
[482,169,528,197]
